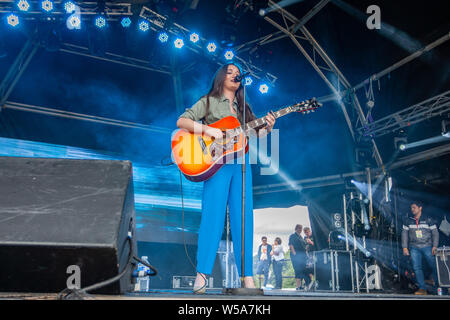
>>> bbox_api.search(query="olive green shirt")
[178,95,239,125]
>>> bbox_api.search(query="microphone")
[233,72,250,82]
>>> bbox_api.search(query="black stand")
[223,78,263,296]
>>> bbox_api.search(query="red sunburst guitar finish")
[171,98,321,182]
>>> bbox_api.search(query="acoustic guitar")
[171,98,321,182]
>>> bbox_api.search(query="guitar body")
[171,116,249,182]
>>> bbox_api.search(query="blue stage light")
[174,38,184,49]
[67,15,81,29]
[158,32,168,43]
[206,42,216,53]
[189,33,199,43]
[64,1,76,13]
[121,17,131,28]
[224,50,234,60]
[244,76,253,86]
[17,0,30,11]
[41,0,54,12]
[7,14,20,27]
[138,21,149,32]
[259,84,269,94]
[95,16,106,29]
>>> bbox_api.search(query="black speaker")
[0,157,137,294]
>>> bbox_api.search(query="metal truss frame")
[139,5,278,86]
[2,100,172,134]
[253,141,450,195]
[58,42,172,75]
[0,28,39,108]
[342,191,371,293]
[0,1,132,17]
[260,0,383,167]
[358,89,450,138]
[1,2,278,120]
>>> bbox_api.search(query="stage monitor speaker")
[0,157,137,294]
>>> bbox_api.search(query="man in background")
[256,236,272,288]
[402,201,439,295]
[303,227,316,290]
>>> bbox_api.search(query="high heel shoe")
[193,284,206,294]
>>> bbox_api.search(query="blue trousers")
[410,246,439,290]
[196,155,254,277]
[272,260,283,289]
[256,260,270,286]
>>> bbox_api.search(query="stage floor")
[1,289,449,300]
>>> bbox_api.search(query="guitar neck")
[243,106,293,132]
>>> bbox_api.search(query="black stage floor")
[1,289,449,300]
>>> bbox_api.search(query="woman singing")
[176,63,276,293]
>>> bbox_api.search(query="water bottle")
[139,256,150,292]
[437,287,442,296]
[134,256,150,292]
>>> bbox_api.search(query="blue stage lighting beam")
[158,32,169,43]
[64,1,76,13]
[67,14,81,30]
[121,17,131,28]
[189,33,199,43]
[174,38,184,49]
[95,16,106,29]
[207,42,217,53]
[138,21,149,32]
[224,50,234,60]
[41,0,54,12]
[259,84,269,94]
[17,0,30,11]
[7,14,20,27]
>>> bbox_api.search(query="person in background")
[303,227,316,290]
[271,237,285,289]
[402,201,439,295]
[289,224,307,290]
[256,236,272,288]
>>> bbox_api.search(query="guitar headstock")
[290,98,322,114]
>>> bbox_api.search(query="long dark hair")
[204,63,256,124]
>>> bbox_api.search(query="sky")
[253,204,311,254]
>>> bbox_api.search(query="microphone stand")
[223,76,263,296]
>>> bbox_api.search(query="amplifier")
[172,276,216,289]
[314,250,354,292]
[436,247,450,287]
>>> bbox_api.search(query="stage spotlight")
[244,76,253,86]
[189,33,199,43]
[7,14,20,27]
[174,38,184,49]
[121,17,131,28]
[207,42,217,53]
[64,1,76,13]
[41,0,54,12]
[259,84,269,94]
[259,9,266,16]
[399,144,406,151]
[158,32,168,43]
[95,16,106,29]
[67,15,81,29]
[17,0,30,11]
[138,21,149,32]
[224,50,234,60]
